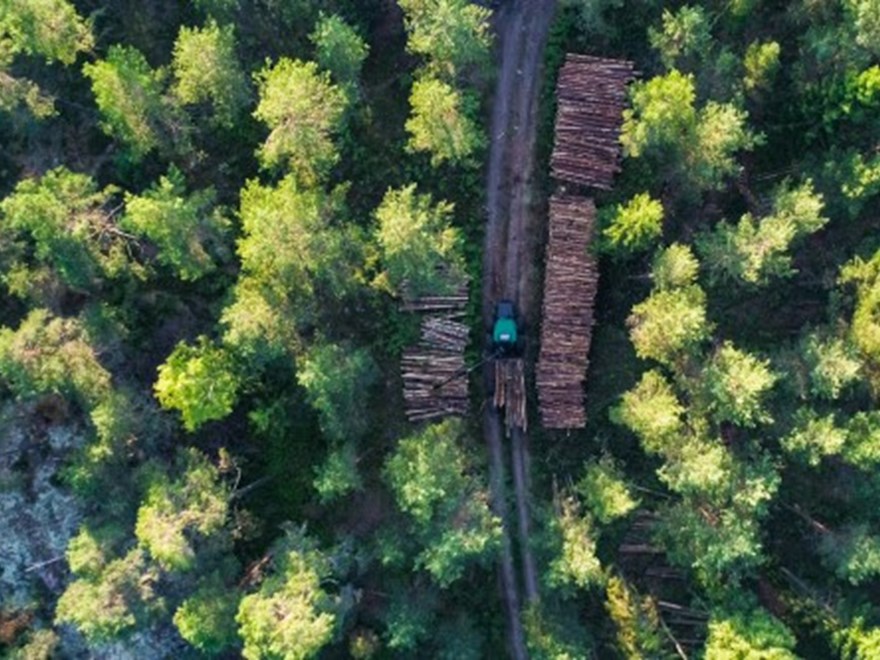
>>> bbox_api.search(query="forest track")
[483,0,556,657]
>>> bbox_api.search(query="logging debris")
[536,195,599,429]
[551,53,636,190]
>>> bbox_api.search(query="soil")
[482,0,557,657]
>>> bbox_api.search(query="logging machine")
[492,300,519,355]
[430,300,521,391]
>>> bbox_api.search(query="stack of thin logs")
[536,195,599,428]
[551,54,636,190]
[494,358,527,435]
[400,283,469,315]
[402,290,471,422]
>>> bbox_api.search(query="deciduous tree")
[154,337,240,432]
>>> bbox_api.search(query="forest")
[1,0,880,658]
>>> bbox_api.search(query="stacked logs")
[551,54,636,190]
[536,195,599,428]
[402,288,471,423]
[494,358,527,435]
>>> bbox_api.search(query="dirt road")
[483,0,557,657]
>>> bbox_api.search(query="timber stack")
[494,358,527,435]
[401,290,471,423]
[551,54,636,189]
[536,195,599,429]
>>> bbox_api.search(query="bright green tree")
[611,369,685,452]
[702,342,777,428]
[627,285,710,367]
[547,495,604,590]
[122,167,228,281]
[55,548,157,642]
[0,0,92,115]
[154,337,240,431]
[648,5,712,71]
[252,58,347,181]
[173,575,240,655]
[602,192,664,252]
[0,309,110,407]
[652,243,700,290]
[310,13,369,87]
[744,40,781,92]
[313,443,362,503]
[374,184,465,297]
[704,607,798,659]
[83,45,187,160]
[604,575,665,659]
[171,20,249,128]
[0,167,120,291]
[398,0,492,78]
[576,456,639,524]
[622,70,697,159]
[236,530,341,660]
[801,333,862,399]
[821,524,880,585]
[134,449,228,571]
[698,180,828,286]
[782,409,848,466]
[405,76,485,166]
[385,420,501,586]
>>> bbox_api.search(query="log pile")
[494,358,527,435]
[537,195,599,428]
[551,54,636,190]
[401,286,471,422]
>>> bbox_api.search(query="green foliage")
[836,617,880,660]
[171,21,249,128]
[698,180,828,286]
[122,166,228,281]
[523,603,591,660]
[252,58,347,181]
[602,192,664,252]
[297,340,378,443]
[66,524,123,579]
[648,5,711,71]
[704,608,798,659]
[405,76,485,166]
[83,45,186,160]
[547,495,604,590]
[55,549,156,642]
[576,456,638,524]
[844,411,880,466]
[374,184,465,297]
[313,443,362,503]
[310,13,369,87]
[801,334,862,400]
[398,0,492,79]
[652,243,700,290]
[847,0,880,56]
[622,70,697,159]
[0,309,110,407]
[604,575,665,659]
[385,591,435,651]
[702,342,777,428]
[173,576,240,655]
[627,285,710,367]
[744,40,781,92]
[1,0,93,64]
[154,337,240,431]
[134,449,228,571]
[820,524,880,585]
[612,369,685,452]
[385,420,501,586]
[782,410,847,466]
[236,531,339,660]
[0,167,118,291]
[623,71,759,191]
